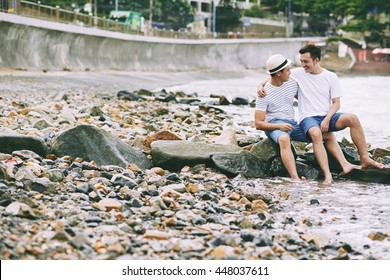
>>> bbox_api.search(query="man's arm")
[254,110,293,132]
[321,97,341,132]
[257,77,271,97]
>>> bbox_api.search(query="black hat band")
[269,59,288,73]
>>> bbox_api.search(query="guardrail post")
[102,16,106,29]
[55,5,60,21]
[16,0,21,15]
[115,19,118,32]
[89,13,92,27]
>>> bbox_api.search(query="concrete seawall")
[0,13,323,72]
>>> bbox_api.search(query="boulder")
[211,150,271,178]
[150,140,242,171]
[343,168,390,184]
[51,124,152,169]
[0,133,48,157]
[250,138,280,161]
[232,97,249,105]
[373,148,390,158]
[117,90,146,101]
[270,157,320,180]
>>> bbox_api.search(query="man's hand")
[320,119,330,132]
[278,123,293,132]
[257,83,267,97]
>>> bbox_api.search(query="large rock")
[343,168,390,184]
[250,138,280,161]
[150,140,242,171]
[117,90,146,101]
[51,124,152,169]
[304,151,343,174]
[270,157,320,180]
[303,142,360,173]
[211,150,271,178]
[0,133,48,157]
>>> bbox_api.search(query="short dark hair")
[299,44,321,61]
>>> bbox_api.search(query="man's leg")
[307,127,333,184]
[277,134,301,180]
[322,132,360,174]
[334,113,384,169]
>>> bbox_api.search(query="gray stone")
[0,189,14,206]
[269,154,320,180]
[51,124,152,169]
[117,90,146,101]
[296,160,321,180]
[26,177,57,193]
[232,97,249,105]
[212,150,271,178]
[150,140,242,171]
[45,169,66,182]
[33,119,54,130]
[5,202,37,219]
[0,163,10,181]
[12,150,42,161]
[344,168,390,184]
[0,134,48,157]
[250,138,280,161]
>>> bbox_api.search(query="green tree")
[109,0,193,30]
[157,0,194,30]
[243,5,267,18]
[271,0,389,42]
[35,0,194,30]
[215,0,242,33]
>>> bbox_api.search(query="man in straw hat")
[255,53,359,184]
[257,45,384,184]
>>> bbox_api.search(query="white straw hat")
[266,54,292,74]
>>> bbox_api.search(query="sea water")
[163,73,390,149]
[162,73,390,259]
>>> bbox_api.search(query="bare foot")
[321,177,334,185]
[340,163,361,175]
[292,176,307,183]
[362,158,385,170]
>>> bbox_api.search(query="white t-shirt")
[291,68,342,122]
[255,78,298,122]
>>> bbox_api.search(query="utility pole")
[212,0,220,38]
[287,0,292,37]
[94,0,97,26]
[149,0,153,29]
[288,0,291,23]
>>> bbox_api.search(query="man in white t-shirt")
[257,45,384,184]
[255,54,358,183]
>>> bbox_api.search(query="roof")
[109,11,131,18]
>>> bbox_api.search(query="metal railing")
[1,0,286,39]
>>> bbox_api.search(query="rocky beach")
[0,70,389,261]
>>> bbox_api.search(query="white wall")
[0,13,323,72]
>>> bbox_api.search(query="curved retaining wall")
[0,13,322,72]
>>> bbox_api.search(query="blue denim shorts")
[300,113,344,135]
[265,118,311,143]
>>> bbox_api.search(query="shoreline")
[0,70,389,261]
